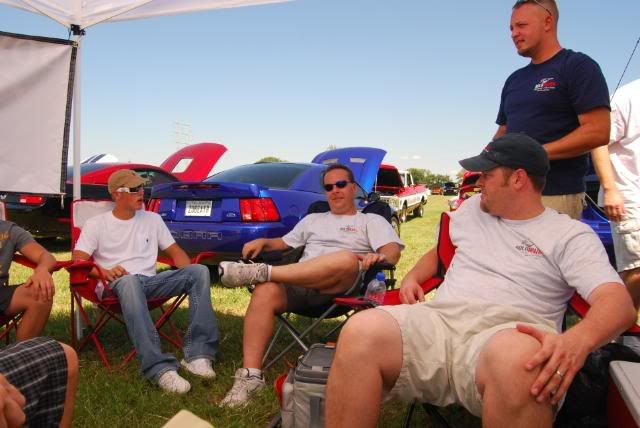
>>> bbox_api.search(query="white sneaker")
[218,261,269,288]
[219,368,266,407]
[181,358,216,379]
[158,370,191,394]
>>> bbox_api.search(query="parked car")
[374,165,429,222]
[442,181,458,196]
[151,147,400,262]
[448,171,481,211]
[1,143,225,238]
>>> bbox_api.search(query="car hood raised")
[160,142,227,182]
[311,147,386,194]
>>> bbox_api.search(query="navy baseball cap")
[458,133,550,176]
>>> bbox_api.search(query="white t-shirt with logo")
[75,210,175,277]
[435,194,622,330]
[282,211,404,262]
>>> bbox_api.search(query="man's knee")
[249,282,287,313]
[477,329,541,404]
[111,275,144,302]
[59,343,78,379]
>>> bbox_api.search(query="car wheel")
[391,216,401,238]
[400,204,407,223]
[414,201,424,218]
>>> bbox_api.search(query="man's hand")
[398,277,425,304]
[242,239,266,260]
[23,267,54,301]
[99,265,129,282]
[356,252,386,272]
[0,374,26,428]
[602,187,626,222]
[517,324,590,405]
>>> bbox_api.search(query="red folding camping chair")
[65,199,214,369]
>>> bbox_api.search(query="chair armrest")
[66,260,101,285]
[192,252,216,264]
[12,255,71,273]
[569,291,640,335]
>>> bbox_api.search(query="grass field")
[9,195,481,427]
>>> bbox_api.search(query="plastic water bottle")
[364,272,386,307]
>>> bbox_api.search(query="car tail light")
[147,199,160,213]
[19,195,45,205]
[239,198,280,222]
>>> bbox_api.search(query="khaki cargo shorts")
[378,299,556,417]
[541,193,586,220]
[611,217,640,272]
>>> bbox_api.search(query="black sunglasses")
[514,0,552,16]
[323,180,351,192]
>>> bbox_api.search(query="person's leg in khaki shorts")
[475,328,554,426]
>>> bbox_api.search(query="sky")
[1,0,640,179]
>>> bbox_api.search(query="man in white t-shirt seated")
[217,164,404,407]
[72,170,220,394]
[325,134,637,428]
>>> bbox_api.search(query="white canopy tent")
[0,0,290,201]
[0,0,289,337]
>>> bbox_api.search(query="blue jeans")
[109,264,219,381]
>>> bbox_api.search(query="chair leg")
[402,401,417,428]
[421,403,451,428]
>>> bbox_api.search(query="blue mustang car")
[150,147,398,261]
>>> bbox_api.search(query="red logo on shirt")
[515,240,544,256]
[534,78,557,92]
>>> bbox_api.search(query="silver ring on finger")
[555,370,564,379]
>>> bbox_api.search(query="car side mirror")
[368,191,381,203]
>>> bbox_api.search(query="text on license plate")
[185,200,212,217]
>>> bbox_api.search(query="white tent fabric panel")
[0,0,289,29]
[0,32,74,195]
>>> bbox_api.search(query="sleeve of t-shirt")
[609,92,630,145]
[9,224,35,252]
[74,217,100,256]
[496,81,508,126]
[154,213,176,251]
[282,215,312,248]
[557,227,623,301]
[567,54,610,114]
[365,214,404,252]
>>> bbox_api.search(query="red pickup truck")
[374,164,429,222]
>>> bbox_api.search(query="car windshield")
[376,169,402,187]
[205,163,311,189]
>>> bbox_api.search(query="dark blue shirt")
[496,49,610,195]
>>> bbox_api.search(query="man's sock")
[266,265,272,282]
[247,368,263,378]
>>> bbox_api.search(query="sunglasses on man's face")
[116,185,144,193]
[323,180,351,192]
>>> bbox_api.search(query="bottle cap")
[375,271,385,281]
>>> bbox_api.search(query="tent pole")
[72,25,84,341]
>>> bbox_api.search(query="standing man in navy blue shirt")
[495,0,612,219]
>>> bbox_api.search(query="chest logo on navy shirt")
[340,225,357,234]
[515,240,544,257]
[534,78,557,92]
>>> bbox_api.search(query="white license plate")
[185,200,212,217]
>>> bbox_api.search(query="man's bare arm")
[591,145,625,222]
[493,125,507,140]
[398,247,439,304]
[543,107,611,160]
[19,241,57,301]
[519,282,636,405]
[163,243,191,269]
[242,237,290,260]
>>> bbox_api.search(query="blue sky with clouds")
[1,0,639,178]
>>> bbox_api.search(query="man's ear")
[512,169,528,189]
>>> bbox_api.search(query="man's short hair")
[322,164,355,184]
[513,0,559,22]
[501,167,547,192]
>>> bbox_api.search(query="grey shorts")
[379,299,556,417]
[283,284,337,313]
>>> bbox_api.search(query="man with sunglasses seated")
[72,169,220,394]
[217,164,404,407]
